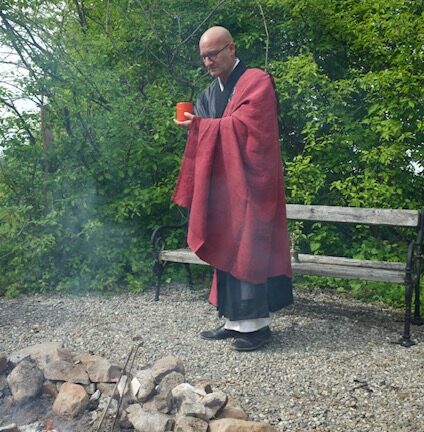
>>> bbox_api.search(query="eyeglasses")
[201,43,230,62]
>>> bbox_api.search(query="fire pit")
[0,342,277,431]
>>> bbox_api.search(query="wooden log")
[286,204,419,227]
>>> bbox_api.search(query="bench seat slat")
[159,249,405,283]
[292,262,404,283]
[160,249,208,265]
[286,204,419,227]
[296,253,404,271]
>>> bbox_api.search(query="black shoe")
[230,326,271,351]
[200,325,240,340]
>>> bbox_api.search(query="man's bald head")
[199,26,236,84]
[199,26,233,47]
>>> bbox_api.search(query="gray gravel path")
[1,284,423,431]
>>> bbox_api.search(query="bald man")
[176,27,240,122]
[174,27,293,351]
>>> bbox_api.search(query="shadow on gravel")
[288,294,404,327]
[265,292,424,353]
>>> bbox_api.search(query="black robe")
[194,61,247,118]
[193,61,293,321]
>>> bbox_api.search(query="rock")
[8,342,72,369]
[216,404,248,420]
[97,382,116,397]
[0,425,20,432]
[150,355,185,384]
[52,382,89,417]
[130,376,141,398]
[7,352,30,367]
[42,380,59,399]
[201,390,227,419]
[126,403,141,415]
[209,418,278,432]
[156,371,185,396]
[117,375,129,397]
[134,370,155,402]
[88,389,101,410]
[85,382,97,395]
[174,415,209,432]
[91,389,101,401]
[127,404,174,432]
[151,391,173,414]
[154,371,185,413]
[195,380,213,394]
[73,352,104,366]
[0,353,7,374]
[44,360,90,385]
[19,423,43,432]
[0,374,9,395]
[119,409,133,429]
[141,398,158,412]
[86,358,121,383]
[179,400,208,421]
[171,383,202,409]
[1,395,13,413]
[7,358,44,403]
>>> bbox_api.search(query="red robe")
[172,68,292,303]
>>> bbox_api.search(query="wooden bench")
[151,205,424,347]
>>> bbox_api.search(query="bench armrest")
[151,220,189,262]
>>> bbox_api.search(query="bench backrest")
[286,204,421,227]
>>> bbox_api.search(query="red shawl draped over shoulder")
[172,68,292,298]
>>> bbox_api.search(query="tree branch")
[72,0,87,30]
[256,2,269,70]
[0,96,36,145]
[178,0,228,47]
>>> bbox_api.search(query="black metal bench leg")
[153,260,164,301]
[412,282,423,325]
[184,263,193,289]
[155,271,162,301]
[412,261,423,325]
[398,281,415,347]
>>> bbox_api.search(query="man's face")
[199,38,235,83]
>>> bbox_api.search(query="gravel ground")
[1,284,424,431]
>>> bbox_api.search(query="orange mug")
[176,102,193,121]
